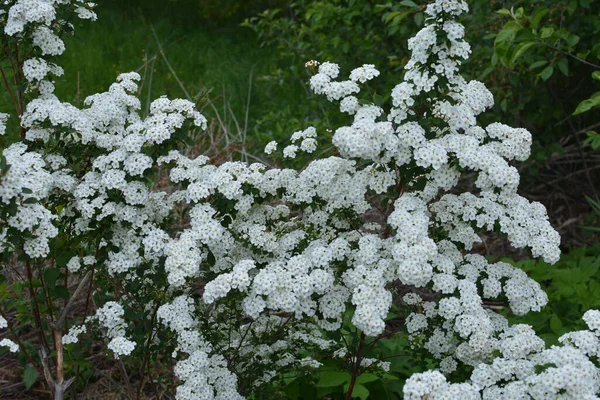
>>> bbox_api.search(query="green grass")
[59,11,273,120]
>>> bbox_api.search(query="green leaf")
[43,268,61,289]
[529,60,548,71]
[494,21,522,65]
[566,33,580,48]
[413,12,423,26]
[400,0,418,7]
[573,92,600,115]
[510,41,536,65]
[51,285,70,300]
[316,371,351,388]
[0,156,10,173]
[479,66,494,79]
[528,60,548,70]
[23,365,39,390]
[373,94,384,107]
[353,384,370,400]
[530,8,549,29]
[342,383,370,400]
[540,27,554,39]
[557,58,569,76]
[55,252,73,268]
[550,314,563,335]
[584,131,600,150]
[514,7,524,19]
[356,373,379,384]
[495,8,511,16]
[13,281,23,295]
[592,71,600,81]
[540,65,554,81]
[384,11,401,24]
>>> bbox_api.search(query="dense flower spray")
[0,0,599,399]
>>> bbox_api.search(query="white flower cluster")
[283,126,318,157]
[402,251,551,370]
[3,0,95,94]
[92,302,135,358]
[0,315,18,352]
[157,296,243,400]
[63,324,87,345]
[0,338,19,352]
[23,58,64,83]
[432,191,560,263]
[408,310,600,399]
[0,113,8,136]
[4,1,96,44]
[0,0,590,397]
[0,143,58,258]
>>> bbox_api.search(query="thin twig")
[548,45,600,69]
[149,25,192,101]
[54,271,92,329]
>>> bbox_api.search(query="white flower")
[283,145,298,158]
[264,140,277,154]
[0,339,18,353]
[108,336,136,357]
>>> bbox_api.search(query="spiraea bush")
[1,1,600,399]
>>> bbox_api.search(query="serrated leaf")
[23,365,39,390]
[316,371,351,388]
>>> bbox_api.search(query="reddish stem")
[345,332,366,400]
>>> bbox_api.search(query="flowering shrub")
[1,0,599,399]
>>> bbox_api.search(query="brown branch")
[25,260,51,353]
[54,271,92,329]
[345,332,366,400]
[0,64,20,117]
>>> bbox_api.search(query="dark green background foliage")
[102,0,291,26]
